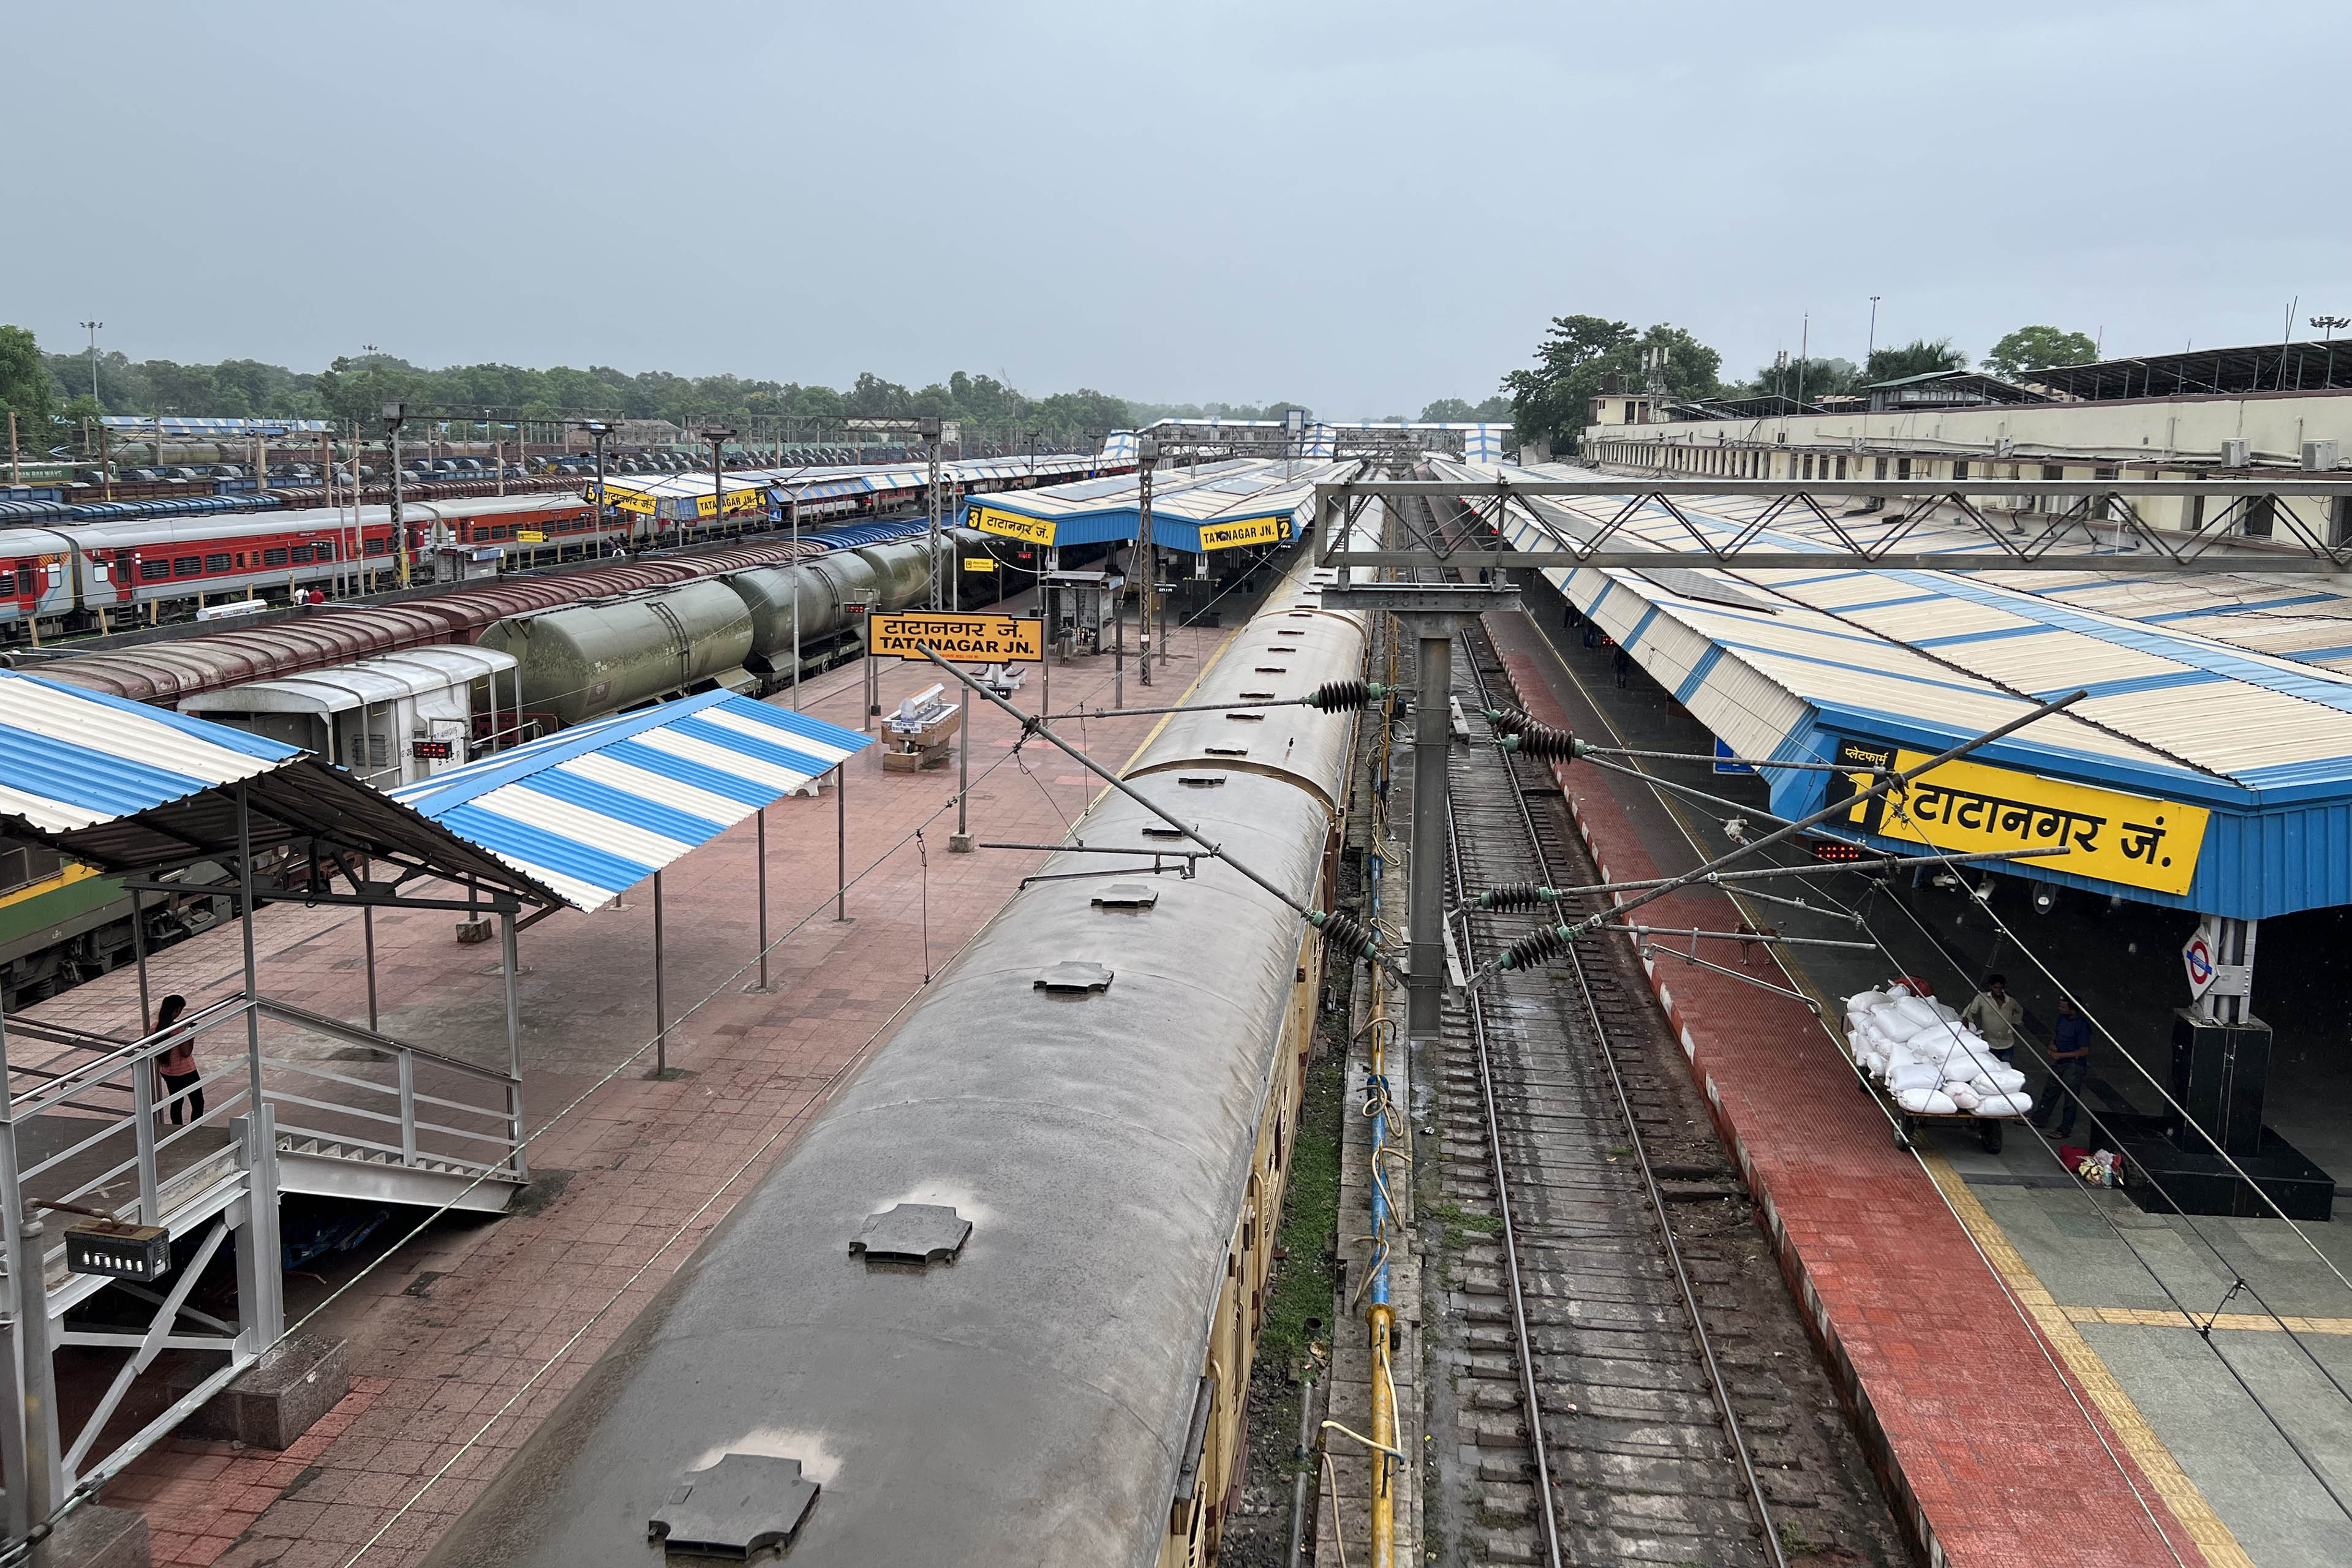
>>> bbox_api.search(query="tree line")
[0,328,1280,458]
[1502,315,2101,453]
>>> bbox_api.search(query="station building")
[1580,339,2352,540]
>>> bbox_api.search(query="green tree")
[1,325,58,454]
[1420,396,1513,423]
[58,394,104,456]
[1502,316,1721,453]
[1734,356,1859,400]
[1864,337,1968,384]
[1,335,1166,454]
[1983,325,2099,380]
[1502,314,1632,450]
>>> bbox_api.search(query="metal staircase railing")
[5,995,525,1260]
[254,998,526,1187]
[0,992,530,1512]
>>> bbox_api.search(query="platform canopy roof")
[589,453,1117,521]
[959,458,1358,553]
[0,669,562,908]
[2016,339,2352,404]
[1436,458,2352,919]
[392,691,871,910]
[1140,417,1511,462]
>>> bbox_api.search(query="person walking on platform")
[1960,973,2025,1066]
[152,993,203,1127]
[2032,998,2094,1140]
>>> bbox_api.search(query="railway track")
[1423,620,1901,1568]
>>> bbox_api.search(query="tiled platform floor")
[1489,611,2230,1568]
[36,614,1234,1568]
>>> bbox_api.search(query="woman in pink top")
[153,994,202,1126]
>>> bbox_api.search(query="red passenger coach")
[0,531,82,634]
[42,494,601,627]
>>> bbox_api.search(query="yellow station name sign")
[970,505,1056,546]
[1197,514,1291,551]
[695,488,769,519]
[868,611,1044,663]
[515,530,546,543]
[1832,737,2207,896]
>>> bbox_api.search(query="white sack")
[1888,998,1941,1033]
[1885,1061,1942,1093]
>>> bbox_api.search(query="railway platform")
[17,607,1238,1568]
[1486,609,2236,1568]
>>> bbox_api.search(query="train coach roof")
[178,646,518,716]
[51,493,594,547]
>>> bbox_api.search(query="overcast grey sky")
[8,0,2347,417]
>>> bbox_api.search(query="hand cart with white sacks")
[1842,977,2034,1153]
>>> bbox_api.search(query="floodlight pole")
[921,417,944,609]
[383,402,409,587]
[704,426,737,544]
[790,496,802,709]
[581,421,614,558]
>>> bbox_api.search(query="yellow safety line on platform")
[1919,1152,2255,1568]
[1517,612,2248,1568]
[2062,1303,2352,1336]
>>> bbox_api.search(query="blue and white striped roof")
[1433,458,2352,918]
[390,692,872,910]
[0,670,298,832]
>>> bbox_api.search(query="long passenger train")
[0,496,603,638]
[0,450,1119,641]
[420,548,1366,1567]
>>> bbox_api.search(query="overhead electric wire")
[1452,622,1783,1568]
[1464,687,2090,987]
[1499,484,2352,1303]
[1493,605,2201,1568]
[0,647,1147,1559]
[1519,584,2352,1514]
[1853,815,2352,1522]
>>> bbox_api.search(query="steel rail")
[1458,626,1793,1568]
[1441,768,1566,1568]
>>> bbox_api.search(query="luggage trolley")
[1849,976,2026,1155]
